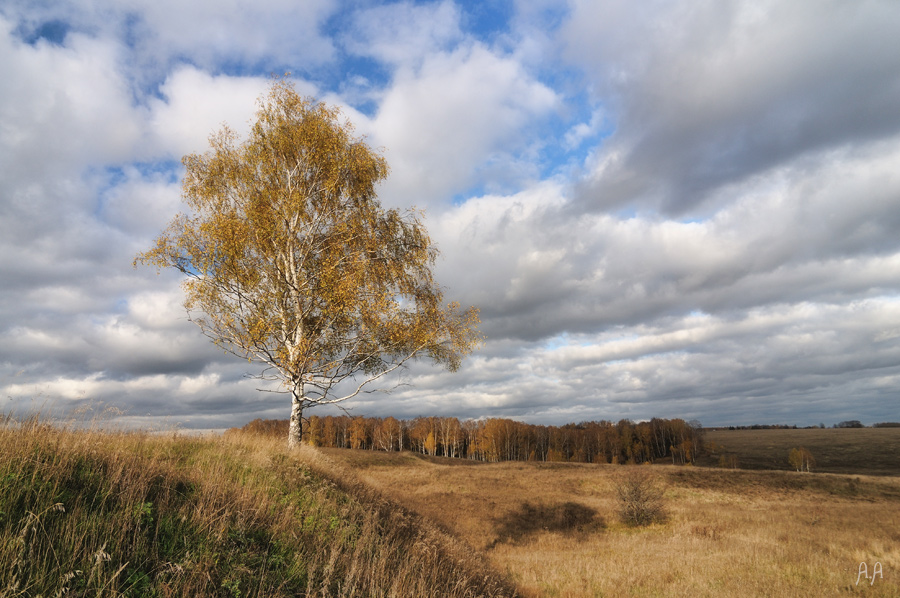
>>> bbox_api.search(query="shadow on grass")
[492,501,604,546]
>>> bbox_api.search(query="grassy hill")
[0,416,517,597]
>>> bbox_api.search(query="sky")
[2,0,900,430]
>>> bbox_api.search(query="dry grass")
[329,449,900,597]
[0,415,517,597]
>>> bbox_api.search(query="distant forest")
[229,416,705,465]
[721,420,899,430]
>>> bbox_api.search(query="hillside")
[0,417,516,597]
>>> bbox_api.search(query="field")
[702,427,900,475]
[4,419,898,597]
[328,447,900,597]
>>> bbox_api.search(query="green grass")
[0,415,517,597]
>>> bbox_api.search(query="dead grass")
[0,415,517,597]
[328,449,900,597]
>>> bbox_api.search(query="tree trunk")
[288,383,303,450]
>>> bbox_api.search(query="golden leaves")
[135,78,481,404]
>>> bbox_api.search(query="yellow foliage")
[135,79,481,445]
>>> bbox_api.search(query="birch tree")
[788,447,815,472]
[136,80,481,448]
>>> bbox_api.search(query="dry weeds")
[0,415,517,597]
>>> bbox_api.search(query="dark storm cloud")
[563,1,900,215]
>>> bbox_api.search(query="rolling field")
[701,427,900,475]
[5,417,897,597]
[327,447,900,597]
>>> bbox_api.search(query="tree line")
[229,416,705,465]
[724,420,897,429]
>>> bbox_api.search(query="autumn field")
[701,427,900,475]
[4,416,898,597]
[327,447,900,597]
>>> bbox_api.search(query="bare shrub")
[616,467,666,526]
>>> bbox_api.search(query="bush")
[616,468,666,526]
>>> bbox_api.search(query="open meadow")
[328,447,900,597]
[702,427,900,475]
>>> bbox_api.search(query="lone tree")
[136,80,481,448]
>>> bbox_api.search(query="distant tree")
[349,416,369,450]
[718,454,739,469]
[409,417,433,454]
[241,418,287,437]
[836,420,864,428]
[462,419,480,460]
[424,431,437,456]
[322,415,338,447]
[306,414,323,446]
[376,416,401,451]
[438,417,463,458]
[136,80,481,449]
[788,447,815,472]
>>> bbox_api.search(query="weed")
[0,415,517,597]
[616,467,667,526]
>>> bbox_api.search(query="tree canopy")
[136,80,481,448]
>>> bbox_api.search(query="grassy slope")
[330,448,900,598]
[702,427,900,475]
[0,419,517,598]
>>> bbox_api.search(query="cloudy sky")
[3,0,900,429]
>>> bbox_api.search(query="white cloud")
[99,165,182,240]
[4,0,339,81]
[178,372,221,395]
[371,43,558,207]
[2,0,900,429]
[148,68,274,159]
[344,0,463,68]
[127,288,188,330]
[0,17,141,180]
[124,0,335,66]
